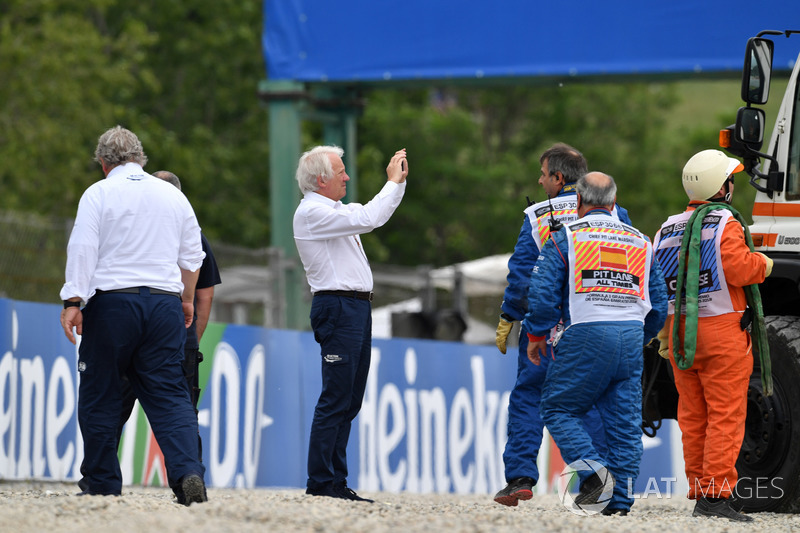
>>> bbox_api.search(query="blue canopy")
[263,0,799,83]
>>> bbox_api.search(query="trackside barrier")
[0,298,684,495]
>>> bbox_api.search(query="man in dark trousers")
[60,126,207,505]
[293,145,407,502]
[102,170,220,504]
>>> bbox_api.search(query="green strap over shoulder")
[671,202,772,395]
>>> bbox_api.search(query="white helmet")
[682,149,744,201]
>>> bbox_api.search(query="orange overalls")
[656,203,768,499]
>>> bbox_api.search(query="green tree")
[0,0,157,214]
[0,0,270,247]
[95,0,270,246]
[356,82,689,266]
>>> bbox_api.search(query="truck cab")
[728,32,800,317]
[645,31,800,514]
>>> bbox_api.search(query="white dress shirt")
[59,163,205,302]
[293,180,406,293]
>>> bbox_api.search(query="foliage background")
[0,1,789,269]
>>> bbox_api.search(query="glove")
[755,252,774,277]
[740,306,753,330]
[495,313,515,354]
[656,323,670,360]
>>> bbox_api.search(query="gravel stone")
[0,481,796,532]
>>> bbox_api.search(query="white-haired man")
[293,145,408,502]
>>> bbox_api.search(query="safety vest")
[525,193,625,251]
[653,208,734,317]
[525,196,579,251]
[565,214,653,325]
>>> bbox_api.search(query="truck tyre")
[736,315,800,513]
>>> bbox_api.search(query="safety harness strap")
[671,202,772,395]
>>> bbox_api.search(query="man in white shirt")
[293,145,408,502]
[59,126,208,505]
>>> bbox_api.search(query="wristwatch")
[63,300,81,309]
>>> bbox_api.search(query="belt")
[95,287,181,299]
[314,290,374,301]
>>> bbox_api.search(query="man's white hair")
[295,146,344,194]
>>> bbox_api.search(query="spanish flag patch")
[599,245,628,270]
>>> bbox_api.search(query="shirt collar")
[304,190,340,207]
[106,162,144,179]
[556,183,577,197]
[585,207,612,216]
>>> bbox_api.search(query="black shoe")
[494,477,534,507]
[75,482,119,497]
[693,496,753,522]
[602,508,628,516]
[574,470,614,506]
[728,493,744,512]
[306,483,348,500]
[335,482,374,503]
[180,474,208,506]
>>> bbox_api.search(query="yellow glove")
[656,323,670,359]
[495,314,515,354]
[755,252,774,277]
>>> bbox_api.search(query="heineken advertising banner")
[0,298,684,495]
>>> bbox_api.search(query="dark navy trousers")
[306,294,372,490]
[78,289,205,494]
[114,345,204,492]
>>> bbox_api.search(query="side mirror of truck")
[720,107,765,159]
[741,37,774,105]
[735,107,765,149]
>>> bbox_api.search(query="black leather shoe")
[494,477,534,507]
[180,474,208,506]
[693,496,753,522]
[335,482,374,503]
[728,493,744,512]
[574,471,614,506]
[75,490,118,496]
[601,507,628,516]
[306,483,348,499]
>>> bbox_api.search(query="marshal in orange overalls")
[654,202,769,500]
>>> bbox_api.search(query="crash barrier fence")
[0,297,683,495]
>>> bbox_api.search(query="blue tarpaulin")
[263,0,800,83]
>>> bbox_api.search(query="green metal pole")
[266,85,309,331]
[342,110,358,204]
[323,113,358,204]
